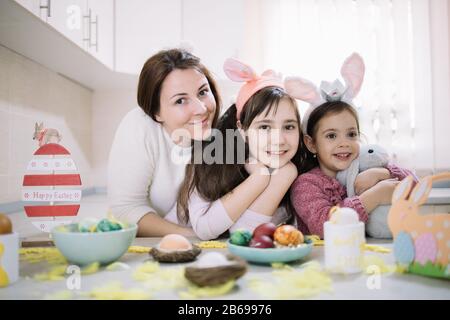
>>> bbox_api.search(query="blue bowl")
[51,223,137,266]
[227,240,313,264]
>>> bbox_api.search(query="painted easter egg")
[249,235,274,248]
[274,225,304,246]
[393,231,415,265]
[22,143,82,233]
[158,234,193,251]
[230,229,252,246]
[253,222,277,239]
[414,233,437,265]
[96,219,122,232]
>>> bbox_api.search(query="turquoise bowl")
[51,223,137,266]
[227,240,313,264]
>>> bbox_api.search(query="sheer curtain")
[245,0,447,174]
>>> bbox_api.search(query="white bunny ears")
[284,52,365,134]
[223,58,284,120]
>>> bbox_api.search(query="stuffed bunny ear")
[284,76,323,105]
[341,52,365,100]
[223,58,258,82]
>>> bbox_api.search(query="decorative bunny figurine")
[389,173,450,279]
[336,144,392,238]
[33,122,62,147]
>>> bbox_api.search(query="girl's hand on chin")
[354,167,390,195]
[245,158,270,176]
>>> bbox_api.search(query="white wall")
[0,45,94,203]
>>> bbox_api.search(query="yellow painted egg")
[0,213,12,235]
[274,225,304,246]
[158,234,192,251]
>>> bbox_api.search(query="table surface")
[1,237,449,300]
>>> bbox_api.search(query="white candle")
[324,207,365,274]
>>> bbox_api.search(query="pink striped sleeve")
[291,178,335,238]
[386,164,417,181]
[339,196,369,223]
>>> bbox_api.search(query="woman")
[108,49,221,236]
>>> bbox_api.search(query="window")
[243,0,450,174]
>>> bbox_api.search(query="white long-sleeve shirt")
[107,107,192,224]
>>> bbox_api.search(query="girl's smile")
[304,109,360,178]
[333,152,353,161]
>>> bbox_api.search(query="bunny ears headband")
[284,53,365,134]
[223,58,284,120]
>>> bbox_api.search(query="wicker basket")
[150,244,201,263]
[185,254,247,287]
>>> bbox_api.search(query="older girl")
[168,58,307,240]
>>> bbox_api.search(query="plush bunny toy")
[336,144,393,238]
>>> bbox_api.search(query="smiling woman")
[107,49,221,237]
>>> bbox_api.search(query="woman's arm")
[137,213,195,237]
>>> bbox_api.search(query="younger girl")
[285,53,414,239]
[168,58,306,240]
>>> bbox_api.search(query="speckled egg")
[0,213,12,235]
[97,218,123,232]
[158,234,193,251]
[230,229,252,246]
[274,225,304,246]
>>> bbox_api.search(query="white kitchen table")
[1,237,449,300]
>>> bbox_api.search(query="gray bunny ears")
[284,53,365,134]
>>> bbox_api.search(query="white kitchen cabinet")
[43,0,87,48]
[115,0,182,74]
[86,0,114,69]
[182,0,245,79]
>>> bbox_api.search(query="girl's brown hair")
[300,101,360,173]
[137,48,221,126]
[177,86,309,225]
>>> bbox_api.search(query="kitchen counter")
[1,237,449,300]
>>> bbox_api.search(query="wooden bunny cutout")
[388,173,450,278]
[33,122,62,147]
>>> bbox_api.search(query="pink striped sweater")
[290,164,414,239]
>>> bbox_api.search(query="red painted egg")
[249,235,274,248]
[253,222,277,240]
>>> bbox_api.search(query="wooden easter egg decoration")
[22,143,82,233]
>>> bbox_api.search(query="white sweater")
[107,108,192,224]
